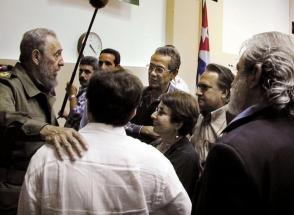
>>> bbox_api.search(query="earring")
[175,129,179,139]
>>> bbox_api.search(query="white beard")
[228,77,250,116]
[37,61,57,92]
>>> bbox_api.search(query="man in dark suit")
[195,31,294,215]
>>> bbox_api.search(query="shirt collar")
[229,103,267,124]
[167,82,177,93]
[210,105,228,123]
[81,122,127,136]
[223,103,269,134]
[201,105,228,125]
[77,87,87,97]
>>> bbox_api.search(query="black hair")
[80,56,99,71]
[87,69,143,126]
[206,63,234,101]
[100,48,121,65]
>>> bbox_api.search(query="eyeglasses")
[197,83,213,92]
[148,63,170,74]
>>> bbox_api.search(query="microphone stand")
[58,8,98,119]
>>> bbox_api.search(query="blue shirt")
[64,87,87,130]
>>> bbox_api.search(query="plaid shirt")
[64,87,87,130]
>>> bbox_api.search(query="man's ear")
[248,63,262,89]
[32,49,41,65]
[174,121,183,130]
[129,108,137,120]
[221,89,230,103]
[170,70,178,80]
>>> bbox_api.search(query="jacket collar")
[14,62,51,98]
[223,103,268,133]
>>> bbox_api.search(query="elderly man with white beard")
[0,28,87,214]
[194,31,294,215]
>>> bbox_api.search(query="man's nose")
[80,71,86,78]
[59,57,64,67]
[196,88,203,96]
[101,63,107,69]
[151,111,157,119]
[149,68,157,77]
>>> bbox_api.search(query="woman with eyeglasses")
[151,91,201,200]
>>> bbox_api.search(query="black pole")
[58,8,98,118]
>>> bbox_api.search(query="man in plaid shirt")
[64,56,99,130]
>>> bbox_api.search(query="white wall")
[169,0,200,93]
[0,0,166,124]
[169,0,291,93]
[223,0,290,55]
[0,0,166,67]
[0,0,292,94]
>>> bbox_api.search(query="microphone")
[89,0,109,9]
[58,0,108,118]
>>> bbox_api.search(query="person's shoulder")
[0,65,19,85]
[0,70,18,90]
[125,135,158,153]
[0,66,15,82]
[0,71,12,79]
[142,86,152,94]
[170,138,199,160]
[126,135,163,155]
[126,136,175,172]
[0,64,15,78]
[26,144,57,174]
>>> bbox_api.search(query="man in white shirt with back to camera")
[18,68,191,215]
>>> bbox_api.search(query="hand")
[40,125,88,161]
[140,126,160,139]
[58,110,69,119]
[66,82,78,96]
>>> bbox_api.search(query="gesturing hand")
[40,125,88,161]
[140,126,160,139]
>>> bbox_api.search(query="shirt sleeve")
[17,168,41,215]
[0,83,47,138]
[153,162,192,215]
[124,122,142,136]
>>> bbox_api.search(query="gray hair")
[155,45,181,74]
[242,31,294,116]
[19,28,57,62]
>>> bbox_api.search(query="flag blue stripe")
[197,58,207,76]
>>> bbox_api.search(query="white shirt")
[191,105,228,164]
[18,123,191,215]
[170,76,190,93]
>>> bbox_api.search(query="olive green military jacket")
[0,62,58,173]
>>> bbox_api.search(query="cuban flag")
[196,0,209,85]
